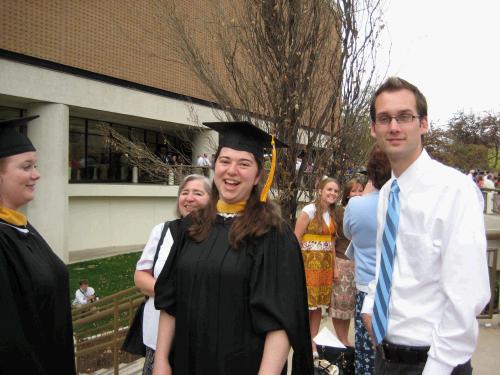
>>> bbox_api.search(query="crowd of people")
[1,77,492,375]
[468,170,498,190]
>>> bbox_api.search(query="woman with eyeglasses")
[134,174,211,375]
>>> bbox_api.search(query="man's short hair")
[370,77,428,121]
[79,279,89,286]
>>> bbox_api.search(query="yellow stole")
[216,200,246,214]
[0,206,28,226]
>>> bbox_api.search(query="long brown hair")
[187,147,282,248]
[312,177,339,235]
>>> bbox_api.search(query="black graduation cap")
[203,121,288,202]
[203,121,287,161]
[0,115,38,158]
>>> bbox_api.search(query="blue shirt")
[343,192,378,290]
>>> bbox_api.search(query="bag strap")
[153,221,170,270]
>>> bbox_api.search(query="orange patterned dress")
[301,211,336,310]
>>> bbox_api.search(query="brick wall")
[0,0,221,102]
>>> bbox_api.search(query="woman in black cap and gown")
[0,116,76,374]
[153,121,313,375]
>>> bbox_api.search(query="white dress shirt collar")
[391,148,431,198]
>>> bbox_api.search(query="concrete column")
[26,104,69,262]
[192,129,218,164]
[191,129,218,179]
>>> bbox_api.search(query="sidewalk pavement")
[474,314,500,375]
[311,315,500,375]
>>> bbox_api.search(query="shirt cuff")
[136,259,154,270]
[361,293,374,315]
[422,357,454,375]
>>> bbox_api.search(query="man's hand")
[361,313,376,349]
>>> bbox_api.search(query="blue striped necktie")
[372,180,400,344]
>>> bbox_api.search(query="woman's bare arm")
[258,330,290,375]
[152,310,176,375]
[134,269,155,297]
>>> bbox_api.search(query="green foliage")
[489,148,500,170]
[447,144,489,171]
[427,111,500,172]
[68,252,141,300]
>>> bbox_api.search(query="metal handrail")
[478,248,498,319]
[479,230,499,318]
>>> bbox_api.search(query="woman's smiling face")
[214,147,260,204]
[0,151,40,210]
[319,181,339,206]
[177,179,210,217]
[349,183,364,198]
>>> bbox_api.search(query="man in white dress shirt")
[361,77,490,375]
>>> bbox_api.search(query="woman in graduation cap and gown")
[153,122,313,375]
[0,116,76,374]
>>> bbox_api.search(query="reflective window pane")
[68,116,177,183]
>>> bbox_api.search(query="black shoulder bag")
[122,221,170,356]
[316,345,355,375]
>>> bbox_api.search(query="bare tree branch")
[116,0,387,223]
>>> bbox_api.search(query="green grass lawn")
[68,252,142,300]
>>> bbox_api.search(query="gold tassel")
[260,135,276,202]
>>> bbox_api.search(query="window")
[68,116,192,183]
[0,106,23,120]
[0,106,26,133]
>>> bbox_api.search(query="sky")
[376,0,500,127]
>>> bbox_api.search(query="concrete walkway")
[485,213,500,231]
[474,314,500,375]
[100,315,498,375]
[83,358,144,375]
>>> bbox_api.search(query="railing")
[69,164,212,185]
[72,287,144,374]
[480,230,500,318]
[481,187,499,214]
[167,165,212,185]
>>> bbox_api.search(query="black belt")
[378,340,430,365]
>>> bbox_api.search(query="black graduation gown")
[0,220,76,375]
[155,216,314,375]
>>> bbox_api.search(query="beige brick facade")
[0,0,219,102]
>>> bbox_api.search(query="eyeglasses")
[375,114,421,126]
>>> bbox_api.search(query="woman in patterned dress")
[329,178,364,346]
[294,177,340,358]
